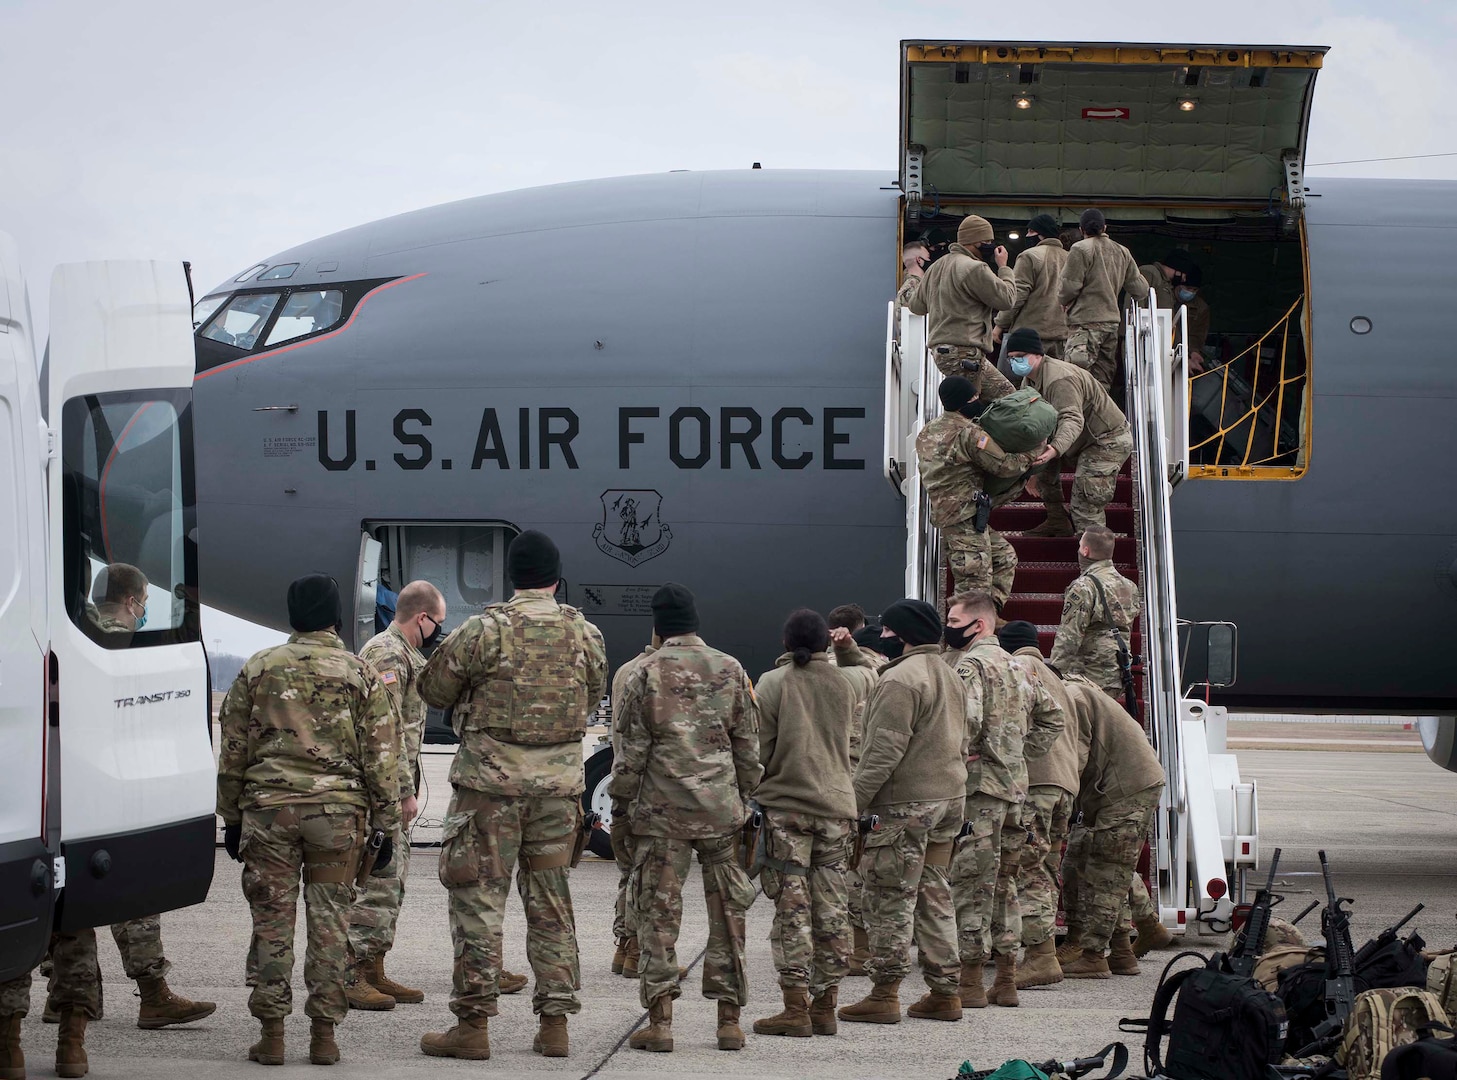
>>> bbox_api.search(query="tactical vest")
[469,603,590,746]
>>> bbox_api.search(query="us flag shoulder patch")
[977,434,989,449]
[381,671,398,685]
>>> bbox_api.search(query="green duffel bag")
[978,387,1058,454]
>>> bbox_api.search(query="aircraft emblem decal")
[593,489,672,567]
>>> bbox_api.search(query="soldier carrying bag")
[977,387,1059,454]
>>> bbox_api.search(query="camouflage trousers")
[440,789,581,1019]
[612,812,637,943]
[931,344,1016,401]
[241,802,363,1023]
[1038,424,1133,533]
[847,865,864,930]
[760,810,854,996]
[109,916,169,980]
[861,798,962,992]
[0,931,99,1019]
[1016,786,1075,946]
[1065,322,1121,392]
[945,527,1018,610]
[1063,814,1158,935]
[629,832,755,1008]
[1064,786,1162,951]
[347,820,411,961]
[950,793,1023,961]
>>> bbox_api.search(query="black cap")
[288,574,342,633]
[507,530,561,590]
[997,620,1042,654]
[1005,326,1044,355]
[1080,208,1106,233]
[651,582,699,638]
[880,598,941,647]
[1027,213,1060,239]
[1161,248,1194,274]
[938,375,976,412]
[853,624,886,654]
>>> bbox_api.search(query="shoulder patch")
[977,433,989,449]
[380,671,398,685]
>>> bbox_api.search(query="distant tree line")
[209,652,247,689]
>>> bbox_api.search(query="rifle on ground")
[1226,847,1282,978]
[1350,902,1424,970]
[1295,850,1357,1056]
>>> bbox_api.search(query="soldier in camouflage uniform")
[839,600,966,1026]
[895,240,928,311]
[944,595,1064,1009]
[218,574,402,1066]
[610,583,761,1054]
[1,931,98,1078]
[1008,328,1134,538]
[418,531,607,1061]
[750,610,866,1038]
[1051,527,1141,699]
[916,376,1043,608]
[609,635,658,978]
[1057,208,1150,391]
[344,580,446,1010]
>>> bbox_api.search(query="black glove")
[223,823,243,862]
[374,835,394,874]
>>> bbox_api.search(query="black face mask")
[421,615,445,652]
[880,635,905,661]
[959,399,988,420]
[943,621,975,651]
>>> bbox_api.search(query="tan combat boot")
[136,976,217,1029]
[753,986,812,1037]
[365,955,423,1005]
[1024,504,1075,537]
[838,979,902,1025]
[612,937,630,975]
[628,996,673,1052]
[1,1014,24,1080]
[533,1014,568,1058]
[847,926,870,977]
[420,1016,490,1060]
[1062,948,1113,979]
[907,988,963,1022]
[621,938,641,978]
[248,1017,286,1066]
[988,954,1020,1007]
[55,1008,88,1079]
[1015,939,1063,989]
[308,1018,339,1066]
[959,960,988,1009]
[1055,930,1084,965]
[1108,932,1140,976]
[809,987,838,1035]
[716,1001,744,1050]
[345,958,395,1011]
[1133,916,1174,958]
[499,970,528,995]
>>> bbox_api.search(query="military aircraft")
[188,42,1457,818]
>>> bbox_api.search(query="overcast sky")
[4,0,1453,655]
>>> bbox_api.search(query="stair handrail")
[900,307,943,601]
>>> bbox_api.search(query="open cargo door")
[355,532,382,649]
[900,41,1326,211]
[0,234,54,978]
[47,261,215,931]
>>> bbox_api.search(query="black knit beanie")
[880,599,941,647]
[507,530,561,589]
[1005,326,1044,355]
[1028,213,1060,239]
[652,582,699,638]
[997,620,1042,654]
[938,375,976,412]
[288,574,342,633]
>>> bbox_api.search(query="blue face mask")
[1176,287,1197,303]
[135,609,148,630]
[1009,355,1034,378]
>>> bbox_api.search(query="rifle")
[1227,846,1281,978]
[955,1041,1128,1080]
[1296,850,1357,1056]
[1350,902,1425,970]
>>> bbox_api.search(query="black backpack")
[1123,951,1288,1080]
[1278,933,1429,1053]
[1381,1021,1457,1079]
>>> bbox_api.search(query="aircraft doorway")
[360,520,519,744]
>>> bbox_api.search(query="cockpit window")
[258,263,299,281]
[234,263,267,283]
[192,294,226,330]
[200,293,280,351]
[264,289,344,346]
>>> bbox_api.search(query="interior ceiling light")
[1007,232,1020,240]
[1178,97,1199,112]
[1014,94,1034,109]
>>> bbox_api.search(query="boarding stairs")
[885,298,1259,935]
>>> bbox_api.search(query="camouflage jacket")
[955,637,1066,803]
[895,272,921,310]
[610,643,657,756]
[216,629,400,830]
[1051,560,1141,696]
[996,237,1068,342]
[908,244,1016,351]
[1058,234,1150,325]
[916,412,1038,531]
[1023,356,1127,457]
[360,623,427,800]
[419,590,607,799]
[608,634,762,838]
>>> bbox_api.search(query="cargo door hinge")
[1281,150,1305,210]
[904,144,925,219]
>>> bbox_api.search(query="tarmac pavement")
[13,748,1457,1080]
